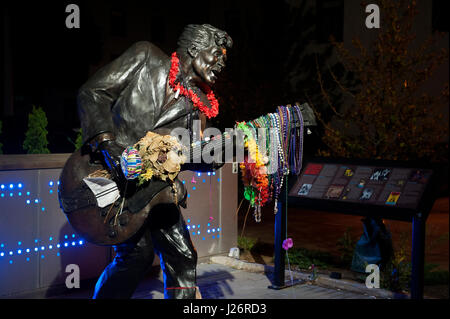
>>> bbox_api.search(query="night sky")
[1,0,302,154]
[0,0,448,156]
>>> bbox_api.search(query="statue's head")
[177,24,233,86]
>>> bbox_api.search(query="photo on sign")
[357,178,367,188]
[396,179,406,187]
[385,192,401,205]
[343,168,354,177]
[370,168,391,181]
[304,164,323,175]
[324,185,344,199]
[298,184,313,196]
[359,188,374,201]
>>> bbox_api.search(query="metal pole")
[269,199,286,289]
[411,214,425,299]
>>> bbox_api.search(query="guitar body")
[58,147,186,246]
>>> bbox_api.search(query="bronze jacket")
[77,41,206,148]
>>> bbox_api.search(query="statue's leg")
[92,228,155,299]
[149,203,198,299]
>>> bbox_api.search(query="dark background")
[0,0,448,155]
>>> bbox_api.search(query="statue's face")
[192,45,227,86]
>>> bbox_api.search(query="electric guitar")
[58,132,233,246]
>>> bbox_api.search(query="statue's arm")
[77,41,151,143]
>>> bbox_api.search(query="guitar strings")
[104,197,119,224]
[115,180,129,226]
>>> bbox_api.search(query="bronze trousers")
[92,203,198,299]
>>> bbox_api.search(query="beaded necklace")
[237,105,305,219]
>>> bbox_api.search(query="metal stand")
[411,214,425,299]
[269,201,427,297]
[268,198,303,290]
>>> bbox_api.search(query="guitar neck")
[188,131,233,164]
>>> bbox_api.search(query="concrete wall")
[0,154,237,297]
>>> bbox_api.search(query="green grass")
[285,247,334,270]
[424,264,449,286]
[237,235,449,290]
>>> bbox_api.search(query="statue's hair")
[177,24,233,53]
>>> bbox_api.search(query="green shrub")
[75,128,83,150]
[237,236,257,251]
[67,128,84,151]
[336,227,357,267]
[424,264,449,286]
[23,105,50,154]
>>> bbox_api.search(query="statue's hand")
[98,140,126,190]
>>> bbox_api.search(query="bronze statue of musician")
[60,24,232,299]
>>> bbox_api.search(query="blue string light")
[1,176,229,263]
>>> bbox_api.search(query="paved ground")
[131,262,376,299]
[46,258,382,300]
